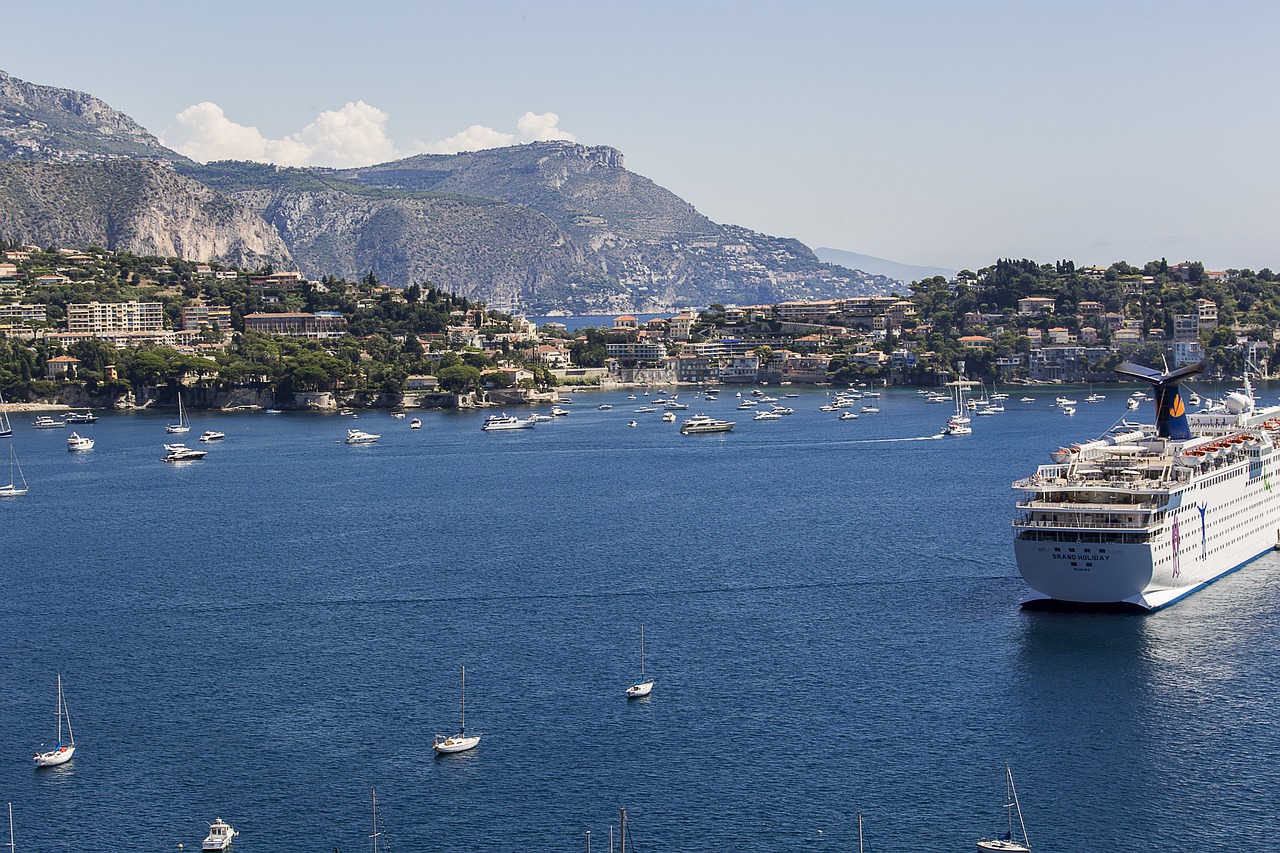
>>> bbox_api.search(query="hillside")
[0,69,895,311]
[0,159,289,267]
[0,70,188,164]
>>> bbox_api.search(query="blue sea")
[3,387,1279,852]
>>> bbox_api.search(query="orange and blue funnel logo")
[1156,385,1191,440]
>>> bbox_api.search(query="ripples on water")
[2,389,1279,852]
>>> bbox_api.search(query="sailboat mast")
[370,787,378,853]
[7,802,14,853]
[857,810,863,853]
[618,809,626,853]
[639,626,645,679]
[460,666,466,734]
[55,674,63,745]
[1008,765,1030,849]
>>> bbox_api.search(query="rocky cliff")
[0,159,290,267]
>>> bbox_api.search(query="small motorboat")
[66,432,94,451]
[198,430,225,442]
[345,428,381,444]
[202,818,238,851]
[410,418,422,429]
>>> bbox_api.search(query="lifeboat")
[1050,447,1072,464]
[1176,451,1205,468]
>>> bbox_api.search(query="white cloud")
[162,101,400,168]
[414,111,575,155]
[163,103,576,167]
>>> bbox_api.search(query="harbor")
[2,386,1279,852]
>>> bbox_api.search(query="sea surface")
[3,385,1280,852]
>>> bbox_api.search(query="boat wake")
[847,434,945,444]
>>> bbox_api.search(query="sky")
[4,0,1278,273]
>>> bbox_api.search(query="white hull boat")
[976,764,1031,852]
[202,818,237,851]
[33,674,75,767]
[434,666,481,754]
[625,625,654,698]
[1014,361,1280,610]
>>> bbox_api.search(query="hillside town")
[0,247,1274,408]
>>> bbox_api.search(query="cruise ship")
[1013,361,1280,610]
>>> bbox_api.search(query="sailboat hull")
[34,744,75,767]
[625,680,654,698]
[433,735,480,753]
[976,841,1029,852]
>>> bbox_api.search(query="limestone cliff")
[0,159,290,267]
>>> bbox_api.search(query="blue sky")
[6,1,1278,272]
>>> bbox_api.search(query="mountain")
[814,247,956,285]
[0,70,188,164]
[0,69,895,311]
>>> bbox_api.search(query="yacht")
[662,411,677,423]
[66,432,94,451]
[344,428,381,444]
[32,415,65,429]
[598,404,613,410]
[391,411,407,419]
[679,415,735,435]
[198,430,225,442]
[202,818,237,851]
[753,410,783,421]
[550,406,570,417]
[528,413,555,423]
[410,418,422,429]
[63,410,98,424]
[161,444,208,462]
[838,410,859,421]
[481,414,535,431]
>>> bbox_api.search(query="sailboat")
[625,625,654,698]
[166,393,191,434]
[433,666,481,753]
[369,787,387,853]
[976,763,1031,852]
[33,674,75,767]
[942,381,972,436]
[6,802,15,853]
[0,390,12,437]
[0,447,27,497]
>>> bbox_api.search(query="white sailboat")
[976,764,1031,852]
[433,666,481,753]
[166,393,191,434]
[625,625,654,698]
[33,674,75,767]
[943,381,972,436]
[0,446,28,497]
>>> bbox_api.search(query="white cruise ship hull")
[1014,401,1280,610]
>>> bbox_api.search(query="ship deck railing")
[1017,498,1164,512]
[1012,515,1157,533]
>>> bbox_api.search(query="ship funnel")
[1113,360,1206,440]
